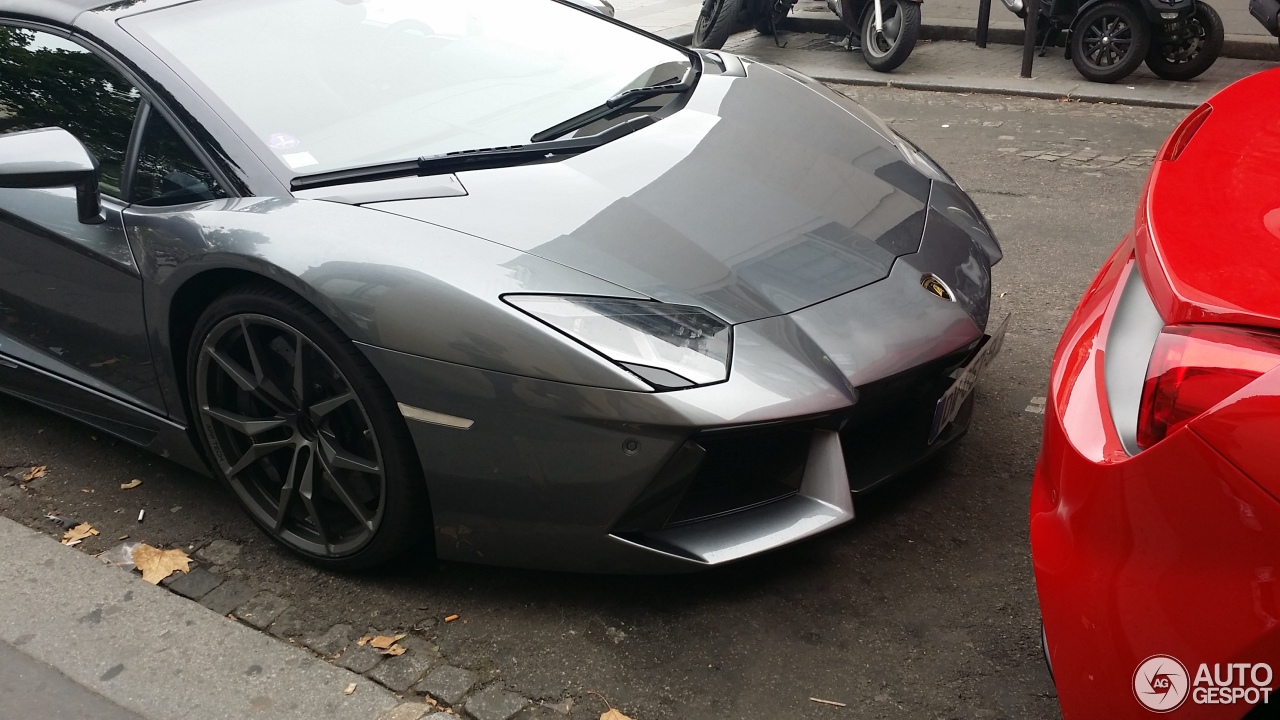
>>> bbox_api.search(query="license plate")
[928,314,1010,444]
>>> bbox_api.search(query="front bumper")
[359,216,993,572]
[1032,240,1280,719]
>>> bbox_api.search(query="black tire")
[187,283,429,571]
[861,0,921,73]
[692,0,743,49]
[1144,1,1223,81]
[753,0,792,34]
[1070,1,1151,83]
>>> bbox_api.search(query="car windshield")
[121,0,691,176]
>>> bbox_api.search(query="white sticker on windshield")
[282,151,319,169]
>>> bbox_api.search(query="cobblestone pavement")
[0,86,1193,720]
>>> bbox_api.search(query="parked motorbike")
[694,0,921,73]
[999,0,1223,83]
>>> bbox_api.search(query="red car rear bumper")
[1032,239,1280,720]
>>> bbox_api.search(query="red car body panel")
[1033,68,1280,720]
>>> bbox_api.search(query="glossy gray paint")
[0,0,1000,572]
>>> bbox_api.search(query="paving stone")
[234,592,289,629]
[376,704,433,720]
[166,566,223,600]
[368,651,436,693]
[336,643,385,674]
[414,665,478,706]
[1016,150,1041,157]
[195,539,241,565]
[464,687,530,720]
[268,606,310,639]
[303,623,359,657]
[198,578,256,615]
[1097,155,1125,162]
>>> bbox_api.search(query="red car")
[1032,69,1280,719]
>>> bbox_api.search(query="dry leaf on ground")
[381,644,407,657]
[600,710,634,720]
[356,636,372,647]
[131,543,191,584]
[369,634,406,650]
[22,466,46,482]
[343,683,356,696]
[62,523,99,546]
[120,479,142,490]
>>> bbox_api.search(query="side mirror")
[0,127,104,224]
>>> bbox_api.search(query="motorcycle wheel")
[754,0,792,34]
[1144,1,1223,81]
[861,0,921,72]
[693,0,743,49]
[1070,1,1151,83]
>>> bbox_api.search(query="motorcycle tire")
[861,0,921,72]
[1145,1,1224,81]
[1069,1,1151,83]
[753,0,792,34]
[693,0,744,49]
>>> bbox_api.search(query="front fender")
[126,197,653,407]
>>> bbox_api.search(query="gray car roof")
[0,0,111,25]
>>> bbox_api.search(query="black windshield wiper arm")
[290,115,656,192]
[530,65,698,143]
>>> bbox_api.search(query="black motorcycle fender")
[1068,0,1191,30]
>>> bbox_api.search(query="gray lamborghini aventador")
[0,0,1003,572]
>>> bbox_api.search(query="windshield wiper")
[290,115,657,192]
[530,65,698,143]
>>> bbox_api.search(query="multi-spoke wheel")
[1070,1,1150,83]
[189,284,427,569]
[1144,1,1223,81]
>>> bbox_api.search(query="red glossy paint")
[1033,68,1280,720]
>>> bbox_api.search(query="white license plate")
[928,314,1010,444]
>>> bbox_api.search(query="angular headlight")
[505,295,731,390]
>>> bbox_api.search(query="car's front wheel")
[188,283,428,570]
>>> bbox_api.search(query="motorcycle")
[695,0,921,72]
[999,0,1223,83]
[1251,0,1280,42]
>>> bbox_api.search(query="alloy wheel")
[1082,14,1134,68]
[864,2,905,58]
[195,314,386,558]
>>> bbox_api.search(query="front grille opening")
[664,426,811,527]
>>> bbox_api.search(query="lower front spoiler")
[619,429,853,565]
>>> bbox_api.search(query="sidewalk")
[0,516,411,720]
[613,0,1280,59]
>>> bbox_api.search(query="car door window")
[130,107,227,206]
[0,26,140,197]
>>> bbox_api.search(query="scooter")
[999,0,1223,83]
[705,0,921,72]
[1251,0,1280,43]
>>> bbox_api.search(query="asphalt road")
[0,87,1187,720]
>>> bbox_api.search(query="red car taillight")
[1138,325,1280,449]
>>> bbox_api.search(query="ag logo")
[1134,655,1190,712]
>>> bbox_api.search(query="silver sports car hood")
[368,61,931,324]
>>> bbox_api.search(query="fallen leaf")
[600,710,633,720]
[369,634,406,650]
[381,644,406,657]
[131,543,191,584]
[120,479,142,490]
[343,683,356,696]
[356,636,372,647]
[444,614,459,623]
[22,465,46,482]
[809,697,847,707]
[62,523,99,545]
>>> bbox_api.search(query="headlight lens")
[505,295,731,390]
[891,131,956,186]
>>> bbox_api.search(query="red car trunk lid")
[1136,68,1280,330]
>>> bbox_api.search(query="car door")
[0,24,164,411]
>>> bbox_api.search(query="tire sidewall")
[187,285,429,571]
[861,0,921,72]
[1070,1,1152,83]
[692,0,743,48]
[1144,1,1223,81]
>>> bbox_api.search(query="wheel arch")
[1069,0,1163,33]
